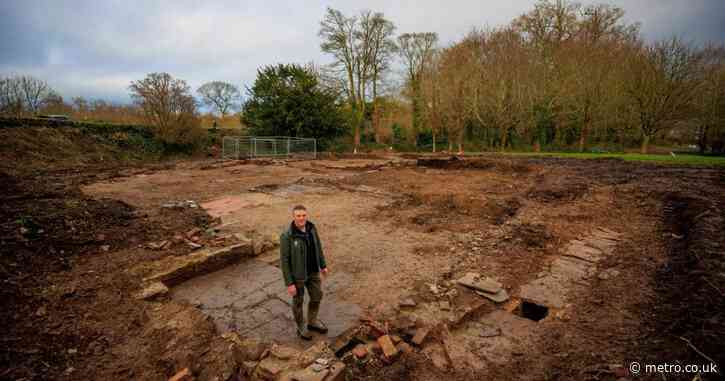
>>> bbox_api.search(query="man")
[280,205,329,340]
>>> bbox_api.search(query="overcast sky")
[2,0,724,105]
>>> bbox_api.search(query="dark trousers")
[292,272,323,323]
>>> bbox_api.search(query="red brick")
[396,342,413,354]
[352,344,367,359]
[412,326,431,346]
[377,335,399,360]
[168,368,192,381]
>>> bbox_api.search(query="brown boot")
[307,301,328,334]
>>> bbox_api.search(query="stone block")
[352,344,367,359]
[412,326,431,346]
[377,335,399,360]
[456,273,502,293]
[168,368,192,381]
[135,282,169,300]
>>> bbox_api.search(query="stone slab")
[135,282,169,300]
[474,288,510,303]
[518,275,567,308]
[326,361,346,381]
[142,243,253,286]
[170,259,360,346]
[456,272,502,293]
[583,238,618,255]
[471,310,537,364]
[593,228,620,241]
[563,243,602,263]
[549,257,590,282]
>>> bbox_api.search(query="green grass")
[495,152,725,167]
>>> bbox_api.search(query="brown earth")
[1,152,723,381]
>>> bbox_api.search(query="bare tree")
[692,45,725,153]
[420,51,442,151]
[438,45,470,153]
[72,96,89,120]
[306,61,348,101]
[320,8,362,150]
[19,76,51,114]
[129,72,201,145]
[624,38,703,153]
[398,32,437,146]
[0,75,24,116]
[514,0,580,48]
[0,74,53,116]
[562,4,635,151]
[362,12,397,143]
[40,91,71,115]
[197,81,240,117]
[319,7,396,152]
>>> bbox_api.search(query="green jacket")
[280,221,327,286]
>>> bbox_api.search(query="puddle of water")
[169,259,361,347]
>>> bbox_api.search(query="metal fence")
[222,136,316,160]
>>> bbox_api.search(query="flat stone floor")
[169,259,360,348]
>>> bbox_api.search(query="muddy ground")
[1,153,723,381]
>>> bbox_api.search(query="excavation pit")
[516,300,549,322]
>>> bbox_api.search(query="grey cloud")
[1,0,723,104]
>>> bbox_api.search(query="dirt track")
[2,154,723,380]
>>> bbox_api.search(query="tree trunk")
[500,126,509,151]
[354,79,366,153]
[640,134,650,154]
[432,130,436,153]
[372,73,380,144]
[578,118,589,152]
[698,125,709,154]
[457,127,464,155]
[411,80,420,147]
[346,68,357,153]
[353,111,362,153]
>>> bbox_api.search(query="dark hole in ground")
[517,300,549,321]
[334,336,366,358]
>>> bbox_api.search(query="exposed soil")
[2,152,724,380]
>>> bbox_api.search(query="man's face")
[293,209,307,228]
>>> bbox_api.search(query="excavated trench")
[157,179,445,353]
[129,162,649,378]
[156,179,627,374]
[44,155,721,380]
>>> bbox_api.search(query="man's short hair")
[292,205,307,213]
